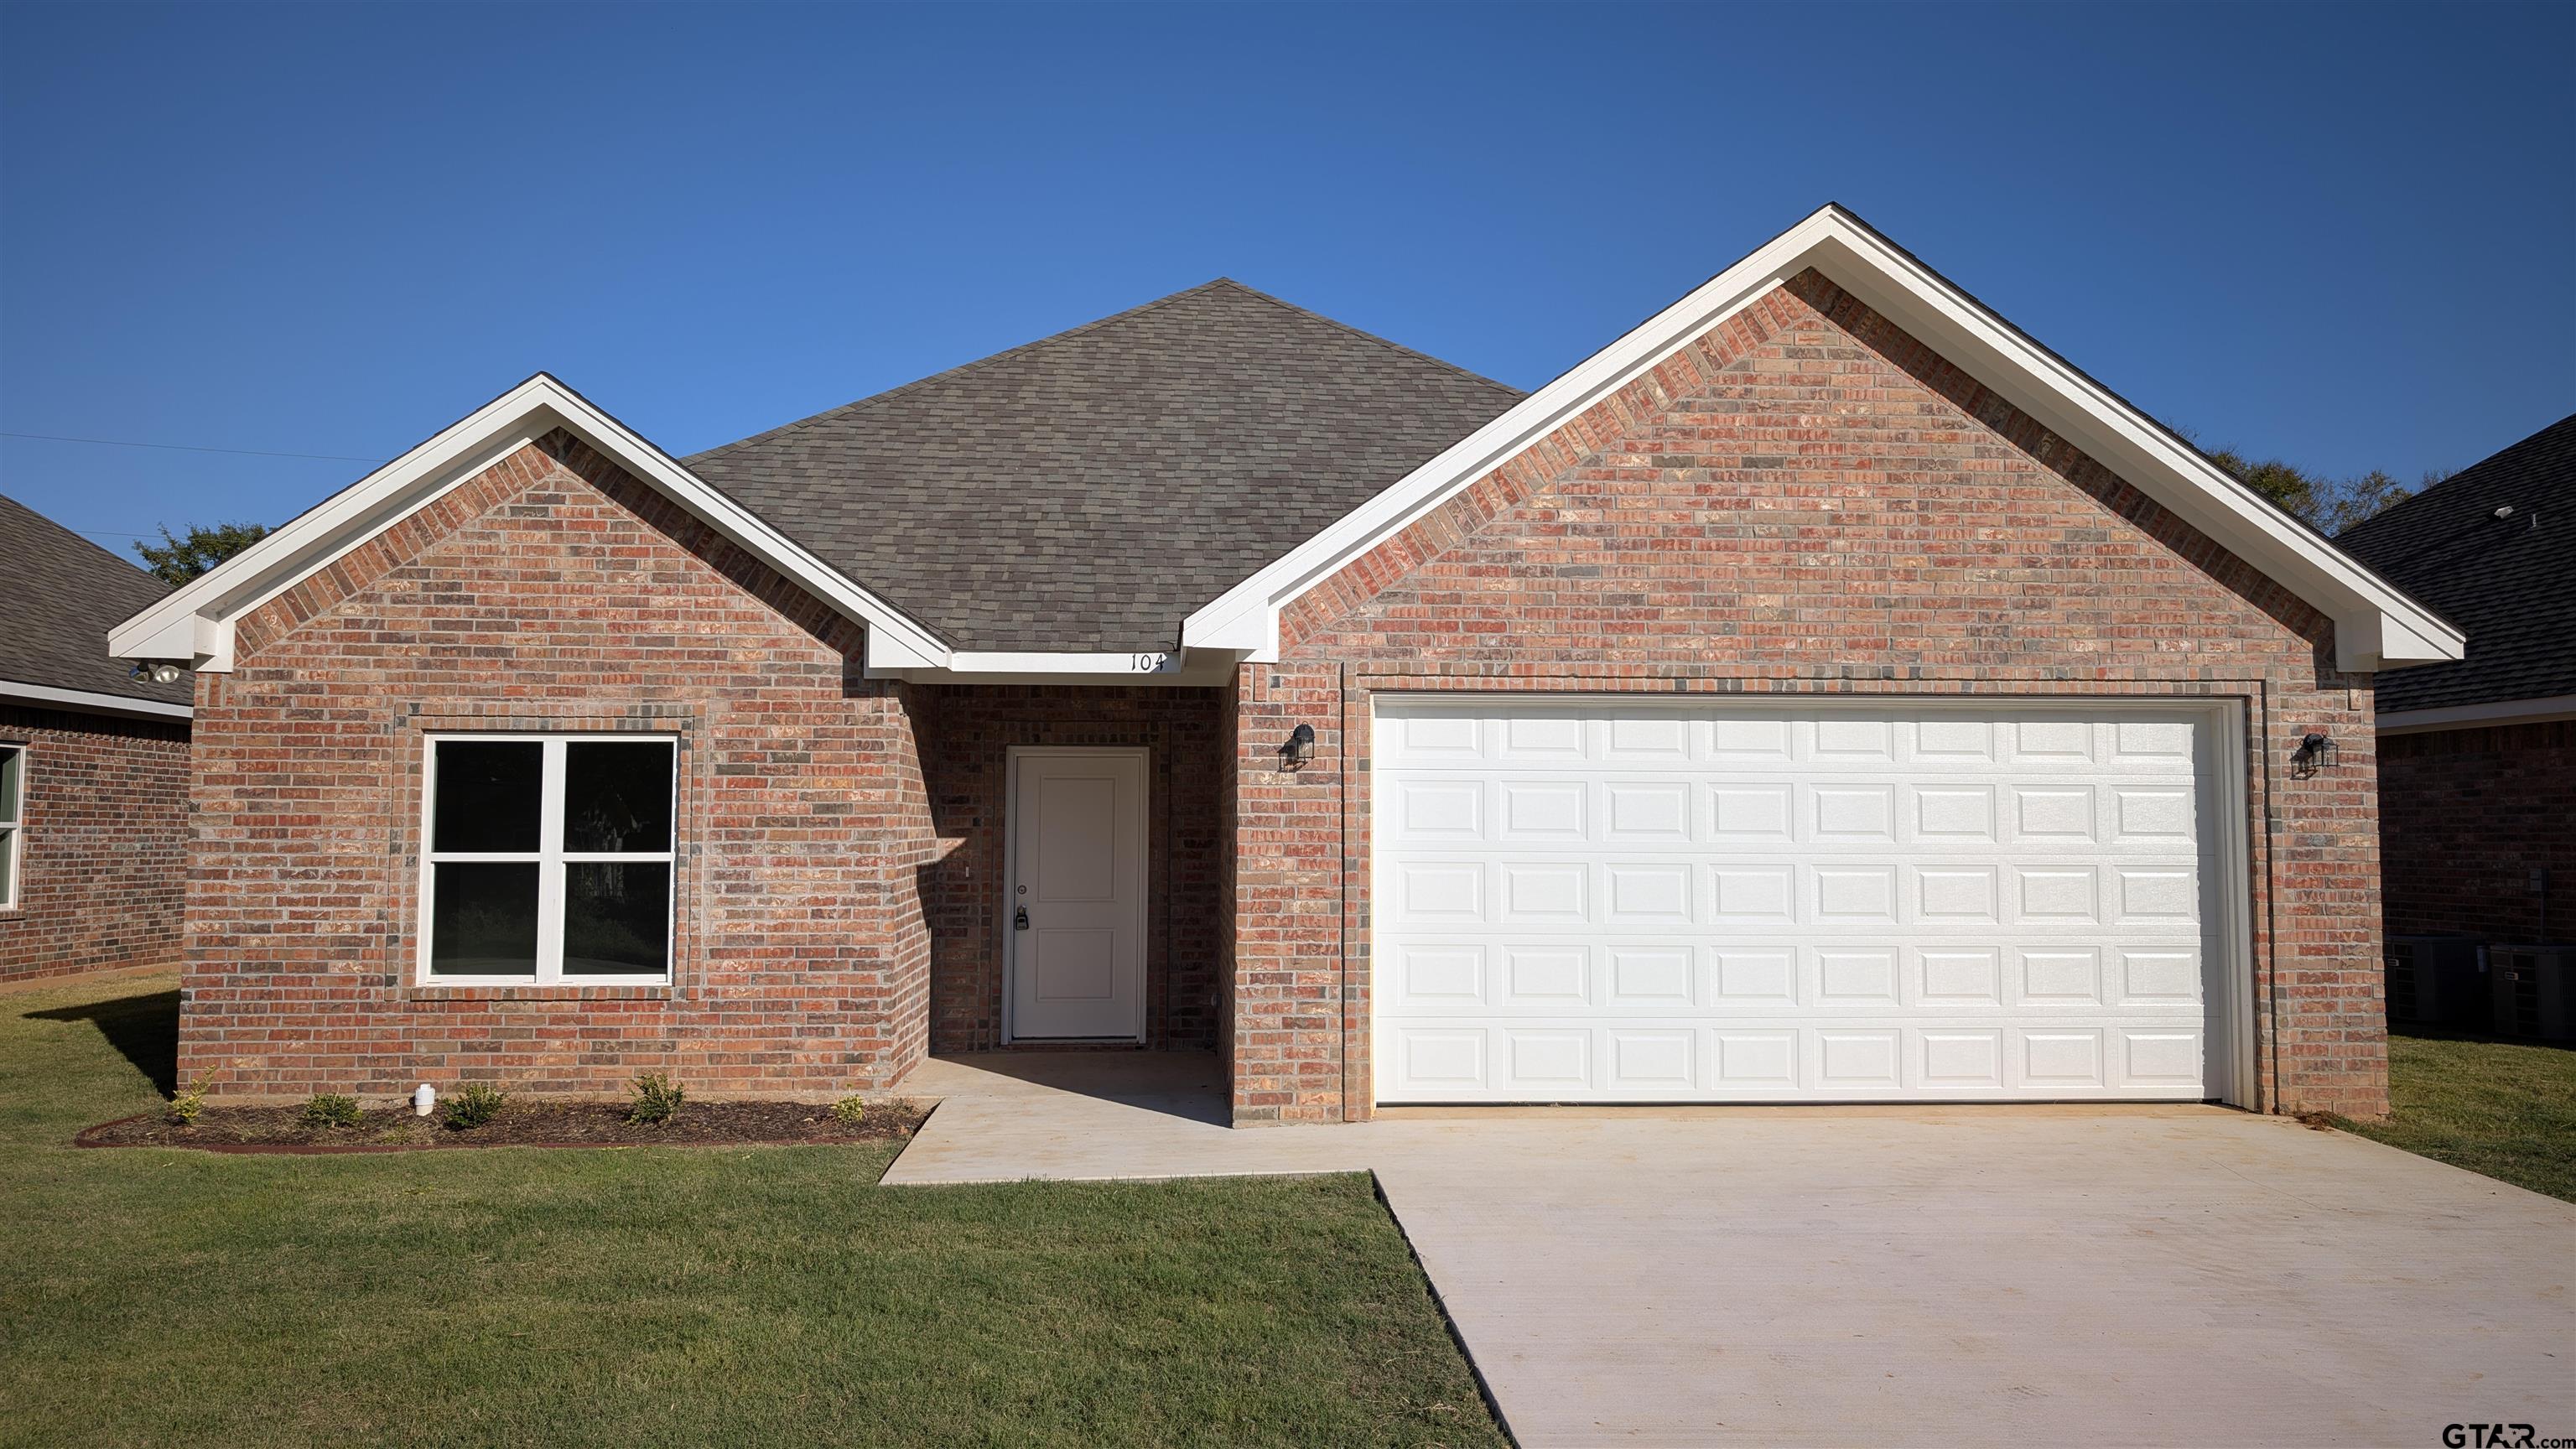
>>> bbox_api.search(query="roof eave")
[0,678,193,721]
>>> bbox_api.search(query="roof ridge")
[687,279,1250,465]
[1200,278,1526,400]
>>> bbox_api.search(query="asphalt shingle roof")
[0,493,191,708]
[2336,413,2576,714]
[686,279,1524,652]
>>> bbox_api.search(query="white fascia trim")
[877,647,1248,687]
[0,679,194,721]
[1182,205,2465,674]
[106,374,953,675]
[2377,693,2576,735]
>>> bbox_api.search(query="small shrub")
[831,1094,867,1127]
[627,1073,685,1126]
[301,1093,362,1130]
[168,1082,205,1127]
[443,1083,507,1130]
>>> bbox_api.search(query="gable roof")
[2336,413,2575,719]
[108,374,952,675]
[686,280,1523,652]
[1182,205,2466,674]
[0,493,192,718]
[112,205,2467,684]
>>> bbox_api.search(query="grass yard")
[2334,1027,2576,1202]
[0,972,1504,1449]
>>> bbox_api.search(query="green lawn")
[0,973,1504,1449]
[2335,1027,2576,1202]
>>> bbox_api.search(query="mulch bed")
[77,1098,931,1154]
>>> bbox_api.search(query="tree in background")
[133,521,270,585]
[2168,425,2447,536]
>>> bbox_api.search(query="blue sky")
[3,2,2569,556]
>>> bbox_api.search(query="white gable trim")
[107,374,953,674]
[1181,205,2464,674]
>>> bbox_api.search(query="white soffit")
[106,374,954,675]
[1181,205,2464,674]
[0,679,193,721]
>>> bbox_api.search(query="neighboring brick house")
[2339,415,2574,948]
[113,206,2461,1119]
[1,495,195,983]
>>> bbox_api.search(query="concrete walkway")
[889,1053,2576,1447]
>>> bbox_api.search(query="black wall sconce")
[1280,723,1317,771]
[2290,730,2337,779]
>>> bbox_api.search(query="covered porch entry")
[911,683,1227,1057]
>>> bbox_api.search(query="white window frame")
[0,743,23,911]
[417,733,678,986]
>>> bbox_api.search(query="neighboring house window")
[0,744,22,909]
[421,735,676,984]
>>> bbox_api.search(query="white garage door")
[1373,699,2236,1104]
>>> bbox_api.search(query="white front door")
[1007,747,1148,1041]
[1373,699,2241,1104]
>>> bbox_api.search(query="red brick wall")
[1229,269,2386,1124]
[2379,719,2576,943]
[179,432,938,1102]
[0,705,190,983]
[915,683,1223,1052]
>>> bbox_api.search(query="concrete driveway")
[889,1055,2576,1446]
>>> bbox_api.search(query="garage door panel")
[1503,1029,1591,1092]
[1498,861,1587,922]
[1607,782,1694,841]
[1498,780,1587,839]
[1390,779,1484,839]
[1393,943,1488,1007]
[1384,935,2210,1015]
[1607,1030,1696,1091]
[1803,949,1886,1005]
[1914,785,1998,842]
[1711,783,1795,842]
[1500,945,1591,1005]
[1374,699,2231,1104]
[2014,947,2104,1003]
[1392,860,1484,922]
[1711,947,1793,1004]
[1922,1030,2007,1089]
[2119,1031,2205,1088]
[1918,948,2002,1004]
[1610,946,1696,1005]
[2010,718,2096,761]
[1499,714,1587,760]
[1379,1018,2212,1101]
[2021,1029,2108,1089]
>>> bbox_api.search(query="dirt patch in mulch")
[77,1098,931,1153]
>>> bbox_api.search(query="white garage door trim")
[1369,695,2254,1108]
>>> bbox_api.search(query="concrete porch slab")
[883,1052,1382,1183]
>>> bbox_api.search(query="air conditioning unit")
[2490,944,2576,1043]
[2384,934,2488,1031]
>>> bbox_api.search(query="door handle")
[1014,906,1030,932]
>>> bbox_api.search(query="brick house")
[113,207,2461,1119]
[2339,415,2573,948]
[1,495,194,983]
